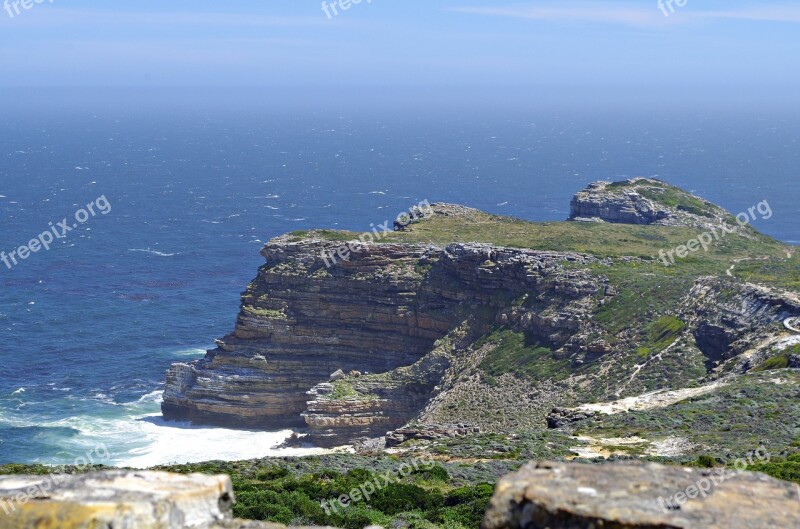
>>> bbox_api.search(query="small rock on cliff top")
[569,177,732,231]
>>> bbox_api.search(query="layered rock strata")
[162,232,600,442]
[163,239,452,428]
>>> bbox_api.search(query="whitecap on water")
[169,347,209,357]
[131,391,164,405]
[34,410,331,468]
[116,418,329,468]
[128,249,177,257]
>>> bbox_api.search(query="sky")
[0,0,799,110]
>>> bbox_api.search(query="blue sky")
[1,1,798,108]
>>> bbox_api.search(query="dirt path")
[726,255,773,278]
[573,381,727,416]
[568,434,696,459]
[785,318,800,334]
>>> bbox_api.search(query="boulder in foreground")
[482,461,800,529]
[0,470,300,529]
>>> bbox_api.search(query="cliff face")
[163,239,455,428]
[162,228,602,443]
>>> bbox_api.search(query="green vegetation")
[757,355,791,371]
[748,450,800,484]
[695,455,717,468]
[734,255,800,290]
[329,380,359,399]
[591,262,699,335]
[478,329,571,382]
[572,371,800,461]
[155,457,497,529]
[755,344,799,371]
[636,188,715,218]
[605,179,718,218]
[647,316,686,352]
[0,456,505,529]
[289,229,361,243]
[242,305,287,319]
[386,215,715,259]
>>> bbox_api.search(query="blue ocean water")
[1,108,798,466]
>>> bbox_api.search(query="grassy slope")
[294,209,795,288]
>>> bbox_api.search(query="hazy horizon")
[1,1,799,112]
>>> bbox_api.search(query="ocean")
[1,107,798,466]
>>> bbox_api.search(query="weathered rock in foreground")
[0,471,287,529]
[482,461,800,529]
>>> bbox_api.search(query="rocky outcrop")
[545,407,599,429]
[0,471,287,529]
[685,277,800,370]
[568,178,729,231]
[482,461,800,529]
[302,333,459,447]
[385,423,482,447]
[569,180,673,225]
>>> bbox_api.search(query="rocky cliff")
[162,180,799,449]
[162,222,603,444]
[163,239,455,429]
